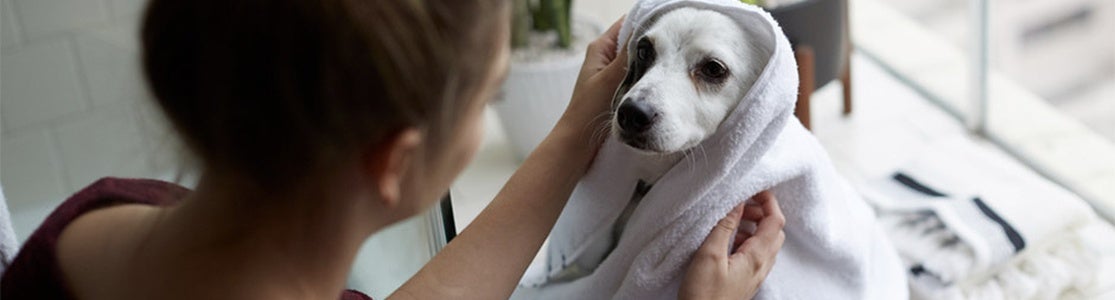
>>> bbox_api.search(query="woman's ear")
[365,128,423,208]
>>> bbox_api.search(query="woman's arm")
[390,17,628,300]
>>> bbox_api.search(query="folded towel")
[516,1,907,298]
[860,138,1101,299]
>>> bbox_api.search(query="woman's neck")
[136,172,385,299]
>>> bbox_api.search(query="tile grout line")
[6,0,26,47]
[43,127,72,196]
[104,0,119,20]
[6,0,115,48]
[3,39,89,136]
[66,35,95,113]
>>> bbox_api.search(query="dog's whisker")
[698,146,706,169]
[686,146,695,170]
[684,147,699,173]
[592,113,614,143]
[585,111,616,146]
[585,112,612,134]
[700,144,710,171]
[679,149,689,174]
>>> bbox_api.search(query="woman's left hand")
[680,191,786,300]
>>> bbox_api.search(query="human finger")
[698,201,746,256]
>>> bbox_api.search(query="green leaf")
[512,0,532,48]
[512,0,576,49]
[554,0,571,48]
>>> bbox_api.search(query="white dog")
[527,3,906,298]
[560,7,767,279]
[612,7,766,179]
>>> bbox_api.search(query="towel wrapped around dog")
[515,0,908,299]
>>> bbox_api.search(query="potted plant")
[495,0,602,160]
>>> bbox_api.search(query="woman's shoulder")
[0,177,190,299]
[343,289,374,300]
[23,177,189,250]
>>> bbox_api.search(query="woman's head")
[141,0,509,214]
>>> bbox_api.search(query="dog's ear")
[611,49,639,109]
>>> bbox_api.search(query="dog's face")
[613,8,762,154]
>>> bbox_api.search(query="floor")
[451,53,1115,297]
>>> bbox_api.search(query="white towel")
[516,1,907,298]
[860,139,1101,300]
[0,185,18,273]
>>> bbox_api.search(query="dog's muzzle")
[616,100,658,149]
[617,100,656,133]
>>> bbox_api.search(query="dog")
[555,7,768,280]
[611,7,767,180]
[530,3,906,297]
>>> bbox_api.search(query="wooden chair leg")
[841,0,853,116]
[795,45,815,131]
[841,60,852,115]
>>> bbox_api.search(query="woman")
[1,0,785,299]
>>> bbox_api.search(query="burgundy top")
[1,177,371,300]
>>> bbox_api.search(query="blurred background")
[851,0,1115,220]
[0,0,1113,298]
[889,0,1114,139]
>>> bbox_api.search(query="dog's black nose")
[617,100,656,133]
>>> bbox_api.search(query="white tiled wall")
[12,0,109,40]
[0,130,66,209]
[0,3,442,297]
[0,0,20,51]
[0,0,178,221]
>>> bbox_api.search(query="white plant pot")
[494,54,583,160]
[494,19,602,160]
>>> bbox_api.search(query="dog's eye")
[700,60,727,79]
[636,39,654,62]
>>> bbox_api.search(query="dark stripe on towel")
[635,180,653,198]
[972,197,1026,252]
[909,264,949,284]
[892,172,948,197]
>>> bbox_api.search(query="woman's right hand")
[680,191,785,300]
[547,16,628,171]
